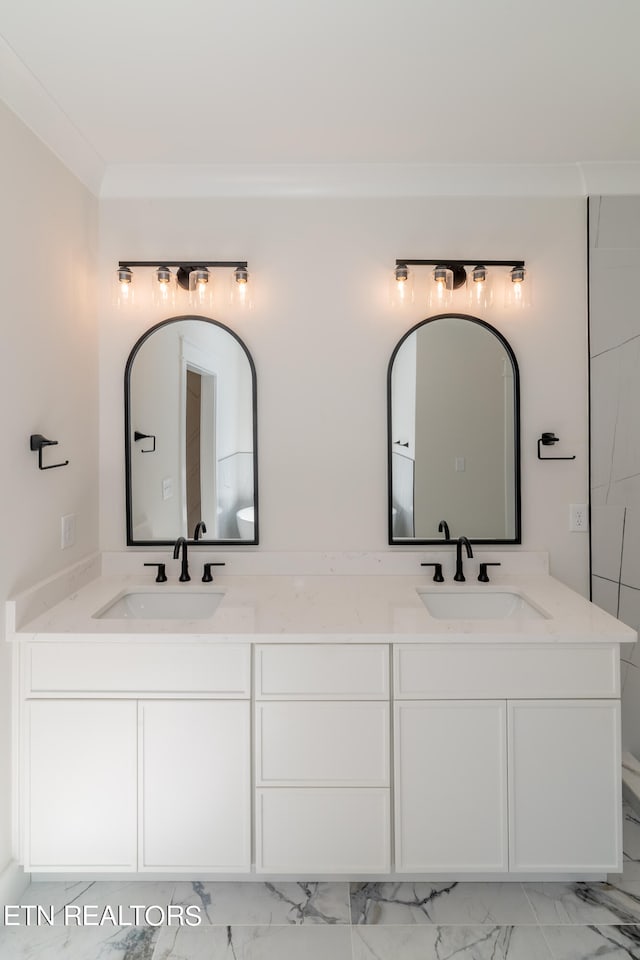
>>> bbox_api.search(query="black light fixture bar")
[119,260,248,269]
[395,259,524,268]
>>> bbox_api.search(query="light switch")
[455,457,466,472]
[162,477,173,501]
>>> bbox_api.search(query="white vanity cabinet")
[20,640,251,873]
[394,643,622,875]
[254,644,391,873]
[17,629,623,877]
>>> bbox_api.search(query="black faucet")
[438,519,451,541]
[193,521,207,541]
[454,536,473,582]
[173,537,191,582]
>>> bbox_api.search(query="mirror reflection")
[388,314,520,543]
[125,316,258,545]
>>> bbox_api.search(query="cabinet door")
[140,700,250,871]
[27,699,137,871]
[508,700,621,872]
[395,700,508,872]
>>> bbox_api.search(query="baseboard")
[0,860,30,911]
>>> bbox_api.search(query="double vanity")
[7,550,635,882]
[6,300,628,882]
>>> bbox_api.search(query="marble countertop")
[9,568,638,645]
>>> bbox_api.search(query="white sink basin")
[418,589,548,620]
[93,590,224,620]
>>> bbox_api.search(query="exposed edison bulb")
[152,265,175,309]
[195,279,208,305]
[504,265,531,310]
[189,267,213,309]
[230,265,253,308]
[467,264,492,311]
[389,263,414,308]
[115,266,134,307]
[428,265,453,310]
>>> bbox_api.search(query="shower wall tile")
[621,507,640,590]
[591,196,640,249]
[589,249,640,356]
[611,338,640,484]
[591,575,619,618]
[591,505,625,581]
[590,197,640,762]
[605,473,640,511]
[590,346,621,489]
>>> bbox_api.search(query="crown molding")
[2,27,640,202]
[579,163,640,196]
[0,33,105,194]
[100,162,586,199]
[99,162,640,199]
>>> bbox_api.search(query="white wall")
[0,100,99,884]
[99,196,589,593]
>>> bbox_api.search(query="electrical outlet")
[569,503,588,532]
[61,514,76,549]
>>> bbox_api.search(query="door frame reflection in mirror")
[387,313,521,545]
[124,315,258,546]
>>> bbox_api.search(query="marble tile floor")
[3,805,640,960]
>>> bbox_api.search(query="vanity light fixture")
[230,264,254,309]
[504,264,531,310]
[188,267,211,309]
[393,259,528,311]
[190,266,210,289]
[116,265,134,306]
[428,264,456,309]
[152,265,175,308]
[467,264,493,310]
[390,262,414,307]
[116,260,251,310]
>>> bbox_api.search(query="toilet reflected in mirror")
[236,506,255,540]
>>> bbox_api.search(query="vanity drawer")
[256,701,389,786]
[394,643,619,699]
[255,788,390,873]
[255,644,389,699]
[26,642,251,697]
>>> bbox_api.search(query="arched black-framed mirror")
[388,313,520,544]
[125,315,258,545]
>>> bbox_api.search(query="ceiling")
[1,0,639,195]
